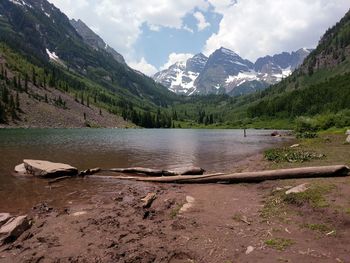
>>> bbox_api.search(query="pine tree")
[32,67,36,86]
[45,94,48,103]
[17,75,22,90]
[83,112,86,120]
[15,92,20,109]
[80,92,84,105]
[87,96,90,107]
[9,95,16,120]
[24,73,28,92]
[0,102,5,123]
[99,108,102,116]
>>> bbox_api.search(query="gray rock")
[346,130,350,135]
[23,159,78,178]
[346,135,350,143]
[14,163,27,175]
[0,213,11,227]
[285,183,309,194]
[0,215,30,244]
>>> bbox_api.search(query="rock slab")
[23,159,78,178]
[346,135,350,143]
[0,213,11,227]
[0,215,30,244]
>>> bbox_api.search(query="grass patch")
[283,184,335,208]
[303,223,333,233]
[170,204,183,219]
[265,238,294,251]
[264,148,325,163]
[345,208,350,215]
[261,183,336,221]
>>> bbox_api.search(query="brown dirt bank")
[1,134,350,263]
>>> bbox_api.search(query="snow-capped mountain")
[154,47,312,96]
[154,53,208,95]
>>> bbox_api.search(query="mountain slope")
[70,19,126,65]
[0,0,178,127]
[153,53,208,95]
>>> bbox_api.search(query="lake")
[0,129,288,212]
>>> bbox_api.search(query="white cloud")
[48,0,88,17]
[128,57,158,76]
[183,25,194,33]
[161,53,194,70]
[193,11,210,31]
[204,0,350,61]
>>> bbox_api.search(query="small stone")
[179,196,195,213]
[290,144,300,148]
[245,246,254,255]
[72,211,87,217]
[285,183,309,194]
[141,193,157,208]
[0,213,11,227]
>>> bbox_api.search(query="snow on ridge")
[225,70,258,84]
[220,47,238,57]
[9,0,32,8]
[46,48,60,62]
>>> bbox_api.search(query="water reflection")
[0,128,287,212]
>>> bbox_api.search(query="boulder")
[285,183,309,195]
[0,213,11,227]
[346,135,350,144]
[23,159,78,178]
[346,130,350,135]
[0,215,30,244]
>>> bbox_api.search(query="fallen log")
[108,167,164,176]
[106,166,205,176]
[99,165,350,184]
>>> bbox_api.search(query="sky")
[47,0,350,76]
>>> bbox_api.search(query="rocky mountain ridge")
[154,47,312,96]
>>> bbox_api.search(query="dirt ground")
[1,151,350,263]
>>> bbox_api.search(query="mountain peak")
[217,47,239,57]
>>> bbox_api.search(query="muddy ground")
[1,135,350,263]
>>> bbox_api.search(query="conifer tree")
[15,92,20,109]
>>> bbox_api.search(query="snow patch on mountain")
[46,48,61,63]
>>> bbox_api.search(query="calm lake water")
[0,129,287,212]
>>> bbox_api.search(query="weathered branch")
[106,166,205,176]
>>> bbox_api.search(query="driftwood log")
[106,166,205,176]
[96,165,350,184]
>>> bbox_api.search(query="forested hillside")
[0,0,179,128]
[242,9,350,129]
